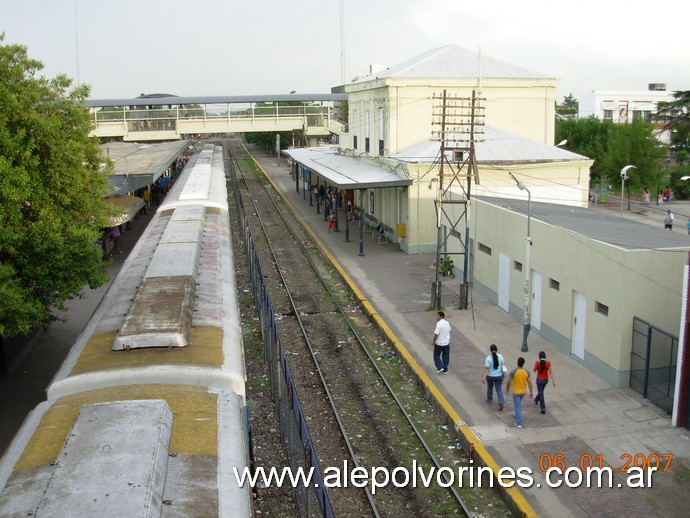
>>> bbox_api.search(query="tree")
[655,90,690,152]
[556,116,667,191]
[0,35,113,336]
[555,116,612,180]
[556,93,578,118]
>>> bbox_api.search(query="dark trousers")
[433,344,449,371]
[534,378,549,411]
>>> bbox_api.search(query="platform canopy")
[106,194,145,226]
[283,146,412,190]
[102,140,189,194]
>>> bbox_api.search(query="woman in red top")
[533,351,556,414]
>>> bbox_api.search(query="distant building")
[578,84,674,125]
[288,46,689,393]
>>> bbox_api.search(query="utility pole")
[430,90,484,310]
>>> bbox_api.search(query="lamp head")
[509,171,527,191]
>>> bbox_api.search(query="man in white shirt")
[432,311,451,374]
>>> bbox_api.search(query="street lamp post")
[620,165,636,217]
[509,172,531,352]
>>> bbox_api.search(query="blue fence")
[233,162,334,518]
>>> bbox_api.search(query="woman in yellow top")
[505,357,533,429]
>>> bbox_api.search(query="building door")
[498,253,510,312]
[572,291,586,359]
[531,271,542,332]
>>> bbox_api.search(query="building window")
[378,107,385,156]
[353,109,358,150]
[365,110,370,153]
[478,243,492,255]
[369,190,375,214]
[514,260,522,272]
[603,110,613,121]
[549,278,560,291]
[595,301,609,317]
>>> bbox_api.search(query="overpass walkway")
[87,93,345,142]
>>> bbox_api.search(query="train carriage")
[0,144,251,517]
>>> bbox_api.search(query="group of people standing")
[482,345,556,428]
[431,311,556,430]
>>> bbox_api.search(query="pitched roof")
[391,126,588,165]
[354,45,552,82]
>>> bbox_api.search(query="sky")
[2,0,689,107]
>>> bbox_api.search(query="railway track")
[226,138,509,517]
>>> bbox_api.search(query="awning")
[103,140,189,193]
[107,174,151,195]
[106,195,146,226]
[107,175,129,196]
[283,146,412,190]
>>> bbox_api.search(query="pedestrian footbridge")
[86,93,346,144]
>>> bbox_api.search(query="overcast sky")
[2,0,689,105]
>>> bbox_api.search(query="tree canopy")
[0,35,113,336]
[655,90,690,153]
[556,116,667,191]
[556,93,578,117]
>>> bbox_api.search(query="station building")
[285,44,688,401]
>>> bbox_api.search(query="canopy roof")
[283,146,412,190]
[106,195,145,226]
[102,140,189,194]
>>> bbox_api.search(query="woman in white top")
[482,344,506,410]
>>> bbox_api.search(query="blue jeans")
[486,375,504,404]
[513,393,525,426]
[535,379,548,411]
[433,344,449,371]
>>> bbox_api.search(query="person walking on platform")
[664,209,674,230]
[533,351,556,415]
[109,225,122,254]
[505,357,533,428]
[482,344,505,410]
[432,311,451,374]
[324,194,331,221]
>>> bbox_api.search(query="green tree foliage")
[0,35,113,336]
[245,96,317,152]
[245,130,293,153]
[556,93,578,117]
[556,116,667,191]
[655,90,690,152]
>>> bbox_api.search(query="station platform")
[250,145,690,517]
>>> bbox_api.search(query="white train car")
[0,144,251,517]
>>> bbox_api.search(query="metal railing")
[92,104,334,132]
[231,161,334,518]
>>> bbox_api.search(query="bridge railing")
[92,104,335,131]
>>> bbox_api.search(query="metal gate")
[630,317,678,416]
